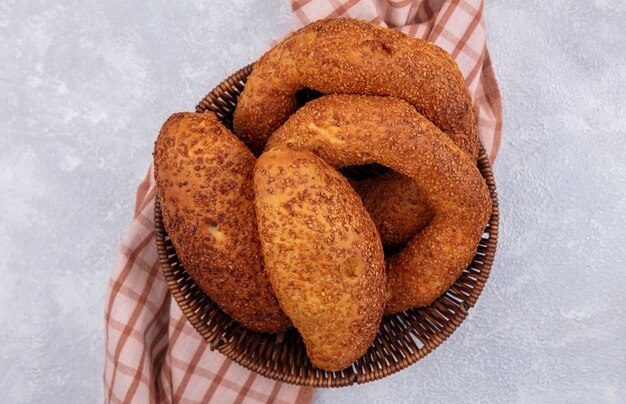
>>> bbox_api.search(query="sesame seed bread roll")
[233,18,478,249]
[266,95,491,313]
[254,146,386,371]
[233,18,477,160]
[352,171,434,247]
[153,112,290,333]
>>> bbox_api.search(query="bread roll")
[352,172,434,247]
[266,94,492,313]
[254,146,386,370]
[153,112,290,332]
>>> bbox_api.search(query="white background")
[1,0,625,402]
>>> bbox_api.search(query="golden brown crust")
[153,112,290,332]
[266,95,492,313]
[254,146,385,371]
[233,18,477,160]
[352,172,434,246]
[233,18,478,247]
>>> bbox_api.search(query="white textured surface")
[1,0,625,403]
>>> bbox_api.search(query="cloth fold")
[104,1,501,402]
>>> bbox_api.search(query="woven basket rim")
[154,64,500,387]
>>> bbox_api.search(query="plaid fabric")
[103,1,501,403]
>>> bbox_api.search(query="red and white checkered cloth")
[104,1,501,402]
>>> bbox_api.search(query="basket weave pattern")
[154,65,500,387]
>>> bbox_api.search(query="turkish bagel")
[266,95,492,312]
[233,18,479,247]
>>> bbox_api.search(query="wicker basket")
[154,64,500,387]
